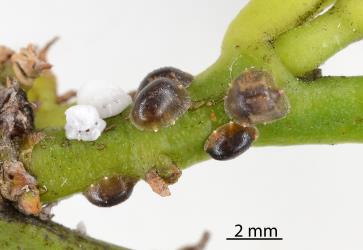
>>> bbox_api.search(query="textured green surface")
[27,76,69,128]
[0,207,127,250]
[275,0,363,76]
[29,74,363,203]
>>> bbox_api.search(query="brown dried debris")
[56,90,77,104]
[145,164,182,196]
[157,164,182,185]
[179,231,210,250]
[0,160,41,215]
[145,169,171,197]
[0,160,36,199]
[0,79,34,139]
[0,46,14,65]
[38,37,59,62]
[11,38,58,87]
[0,80,40,216]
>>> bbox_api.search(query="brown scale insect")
[204,122,258,161]
[130,77,191,132]
[83,176,136,207]
[224,68,289,126]
[138,67,193,92]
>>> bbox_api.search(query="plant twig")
[275,0,363,76]
[1,0,363,249]
[0,203,128,249]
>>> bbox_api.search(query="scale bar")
[226,237,283,241]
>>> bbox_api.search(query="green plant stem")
[0,205,127,249]
[27,71,363,203]
[275,0,363,76]
[221,0,329,47]
[27,75,69,128]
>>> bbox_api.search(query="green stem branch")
[0,205,127,249]
[275,0,363,75]
[28,72,363,203]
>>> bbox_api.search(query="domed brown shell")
[224,69,289,125]
[204,122,258,161]
[130,77,191,131]
[83,176,136,207]
[138,67,193,92]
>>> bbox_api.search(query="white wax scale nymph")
[77,80,132,119]
[65,105,106,141]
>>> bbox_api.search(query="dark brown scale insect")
[138,67,193,92]
[130,77,191,131]
[224,69,289,126]
[83,176,136,207]
[204,122,258,161]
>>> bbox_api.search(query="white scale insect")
[77,80,132,119]
[65,80,132,141]
[65,105,106,141]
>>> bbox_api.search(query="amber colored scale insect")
[137,67,193,92]
[130,67,194,131]
[130,77,191,131]
[224,68,289,126]
[204,122,258,161]
[84,176,136,207]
